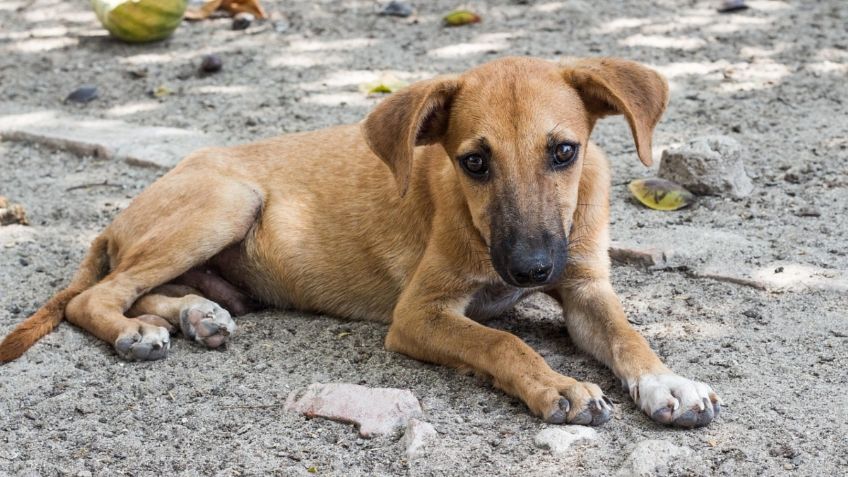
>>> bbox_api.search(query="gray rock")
[285,382,422,437]
[659,136,754,199]
[0,104,222,169]
[401,418,437,459]
[533,426,597,455]
[616,439,692,476]
[379,1,414,17]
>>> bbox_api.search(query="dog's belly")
[465,283,537,322]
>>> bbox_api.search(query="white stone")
[533,426,598,455]
[401,418,437,459]
[616,439,692,477]
[285,382,422,438]
[659,135,753,199]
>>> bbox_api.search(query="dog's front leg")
[557,271,721,428]
[386,261,613,425]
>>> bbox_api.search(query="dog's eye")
[552,142,579,169]
[460,154,489,178]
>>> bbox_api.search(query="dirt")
[1,0,847,476]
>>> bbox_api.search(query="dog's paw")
[179,299,236,349]
[629,373,721,428]
[115,322,170,361]
[539,380,614,426]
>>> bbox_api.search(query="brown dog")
[0,57,720,428]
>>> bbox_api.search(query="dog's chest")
[465,283,536,322]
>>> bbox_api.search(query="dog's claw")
[577,398,613,426]
[545,397,571,424]
[633,374,721,428]
[114,323,170,361]
[180,300,236,349]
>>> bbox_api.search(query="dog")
[0,57,720,428]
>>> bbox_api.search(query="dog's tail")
[0,236,109,363]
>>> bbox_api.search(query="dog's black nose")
[509,255,553,286]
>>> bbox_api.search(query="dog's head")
[363,57,668,288]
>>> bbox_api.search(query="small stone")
[793,207,821,217]
[718,0,748,13]
[127,67,148,79]
[609,242,669,268]
[65,85,98,104]
[783,171,801,184]
[379,1,413,17]
[534,426,597,455]
[659,136,754,199]
[616,440,691,476]
[402,418,437,459]
[232,12,254,30]
[273,19,290,33]
[200,54,223,74]
[285,383,422,437]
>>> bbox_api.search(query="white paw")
[628,373,721,428]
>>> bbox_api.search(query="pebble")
[533,426,597,455]
[65,85,98,104]
[379,1,413,17]
[793,207,821,217]
[401,418,437,459]
[200,54,223,74]
[616,439,691,476]
[284,382,422,437]
[659,135,754,199]
[232,12,254,31]
[718,0,748,13]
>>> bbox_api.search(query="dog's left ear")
[562,58,669,166]
[362,76,461,197]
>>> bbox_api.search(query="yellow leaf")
[152,85,173,98]
[628,178,695,211]
[443,9,481,26]
[306,466,317,473]
[359,74,409,95]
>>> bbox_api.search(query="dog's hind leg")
[65,171,263,361]
[128,284,236,349]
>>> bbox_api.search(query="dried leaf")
[628,178,695,211]
[152,85,173,98]
[443,9,480,26]
[336,331,351,338]
[306,466,317,473]
[0,197,29,226]
[185,0,267,20]
[359,74,409,95]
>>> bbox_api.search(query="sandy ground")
[1,0,847,475]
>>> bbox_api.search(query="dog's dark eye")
[552,142,579,169]
[460,154,489,178]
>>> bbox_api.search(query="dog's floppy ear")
[362,75,461,197]
[562,58,669,166]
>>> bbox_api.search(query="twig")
[223,403,283,410]
[66,180,124,192]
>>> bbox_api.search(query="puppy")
[0,57,720,428]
